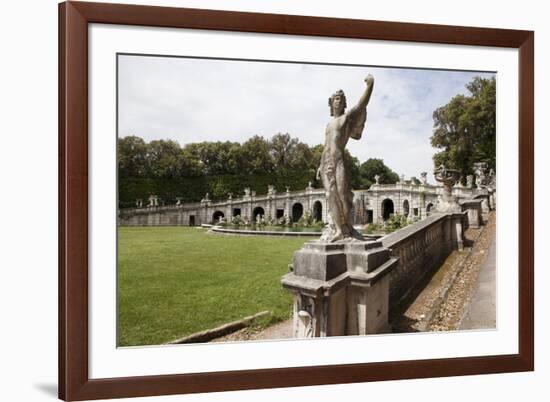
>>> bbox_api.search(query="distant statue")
[148,195,158,207]
[466,175,474,188]
[374,174,380,185]
[317,74,374,242]
[420,172,427,185]
[473,162,488,189]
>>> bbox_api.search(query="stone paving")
[459,231,496,330]
[428,212,496,331]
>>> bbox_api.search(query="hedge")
[118,172,319,208]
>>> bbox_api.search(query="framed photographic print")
[59,1,534,400]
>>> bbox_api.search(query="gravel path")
[459,231,496,330]
[428,212,496,331]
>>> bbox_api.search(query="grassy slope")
[117,227,308,346]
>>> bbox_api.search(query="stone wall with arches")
[118,182,494,227]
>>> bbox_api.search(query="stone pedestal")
[473,190,491,214]
[480,195,491,213]
[346,242,397,334]
[448,212,467,251]
[281,240,398,338]
[461,199,483,228]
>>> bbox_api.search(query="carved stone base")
[461,199,483,228]
[282,240,398,338]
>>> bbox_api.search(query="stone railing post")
[282,240,398,338]
[460,200,483,228]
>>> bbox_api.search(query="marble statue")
[317,74,374,242]
[374,174,380,185]
[473,162,488,189]
[420,172,427,185]
[466,175,474,188]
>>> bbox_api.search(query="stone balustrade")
[381,212,467,311]
[282,211,467,338]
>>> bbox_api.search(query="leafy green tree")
[310,144,324,187]
[269,133,299,171]
[239,135,274,174]
[358,158,400,188]
[184,141,241,176]
[343,150,362,189]
[292,142,315,173]
[268,132,317,177]
[118,136,148,178]
[430,76,496,177]
[179,146,202,177]
[146,139,184,178]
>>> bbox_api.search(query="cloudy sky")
[118,54,495,184]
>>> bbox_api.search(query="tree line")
[118,133,400,206]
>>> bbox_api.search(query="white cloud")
[119,55,494,184]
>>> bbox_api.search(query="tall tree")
[269,133,299,171]
[184,141,241,176]
[358,158,400,188]
[343,151,362,189]
[430,77,496,177]
[239,135,274,174]
[146,139,184,178]
[118,136,148,178]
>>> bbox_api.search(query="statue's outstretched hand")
[365,74,374,86]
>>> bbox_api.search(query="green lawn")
[117,227,308,346]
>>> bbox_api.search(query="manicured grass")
[117,227,308,346]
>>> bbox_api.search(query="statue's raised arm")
[347,74,375,140]
[349,74,375,116]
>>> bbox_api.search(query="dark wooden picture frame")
[59,1,534,400]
